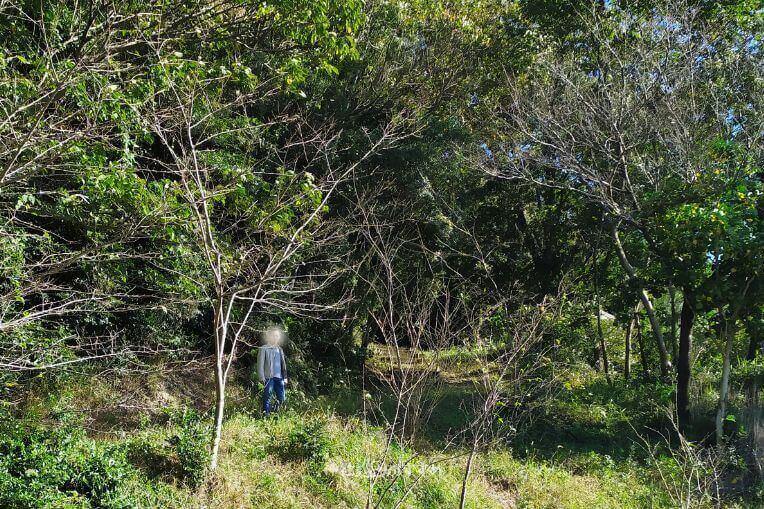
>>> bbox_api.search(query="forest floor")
[6,347,759,508]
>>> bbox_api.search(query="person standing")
[257,325,288,415]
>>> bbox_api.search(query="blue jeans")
[262,377,285,415]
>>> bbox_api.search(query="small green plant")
[125,431,177,481]
[270,415,332,468]
[0,417,140,508]
[249,471,279,505]
[414,472,452,509]
[167,407,210,487]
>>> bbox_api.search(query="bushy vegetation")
[3,362,764,508]
[1,0,762,506]
[0,416,143,508]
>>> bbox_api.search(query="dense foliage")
[0,0,762,507]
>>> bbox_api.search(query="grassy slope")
[8,356,708,509]
[8,348,756,508]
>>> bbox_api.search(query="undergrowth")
[2,365,760,508]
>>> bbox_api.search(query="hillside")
[5,346,758,508]
[1,0,762,507]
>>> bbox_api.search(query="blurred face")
[264,327,282,346]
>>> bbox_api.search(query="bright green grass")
[8,360,754,508]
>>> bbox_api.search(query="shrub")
[167,408,211,487]
[0,417,140,508]
[125,431,178,481]
[68,441,136,508]
[270,415,332,468]
[124,407,209,487]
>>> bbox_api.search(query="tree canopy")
[1,1,762,507]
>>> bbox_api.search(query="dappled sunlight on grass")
[7,352,755,508]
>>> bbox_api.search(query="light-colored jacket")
[257,345,287,382]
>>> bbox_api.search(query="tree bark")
[211,363,226,469]
[745,331,763,479]
[635,311,649,380]
[639,289,670,378]
[624,315,634,381]
[210,295,228,470]
[594,261,610,382]
[715,316,736,446]
[747,375,763,480]
[610,224,670,379]
[596,306,610,381]
[676,291,695,433]
[669,285,678,365]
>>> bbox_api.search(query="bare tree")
[457,292,562,509]
[133,3,422,466]
[490,1,761,379]
[351,194,564,508]
[0,2,197,371]
[145,84,407,468]
[353,208,454,507]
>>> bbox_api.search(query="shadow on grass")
[511,376,678,465]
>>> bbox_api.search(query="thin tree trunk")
[459,436,480,509]
[594,276,610,382]
[211,364,226,469]
[748,376,763,479]
[596,302,610,382]
[715,316,736,446]
[669,285,678,366]
[593,240,610,381]
[635,311,649,380]
[624,315,634,381]
[676,291,694,433]
[745,331,762,479]
[611,224,670,379]
[210,295,228,470]
[639,289,670,378]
